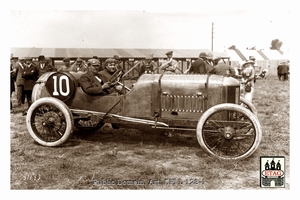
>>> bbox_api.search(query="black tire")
[26,97,74,147]
[196,103,262,160]
[239,96,257,116]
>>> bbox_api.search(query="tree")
[270,39,283,50]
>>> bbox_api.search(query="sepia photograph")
[5,0,296,197]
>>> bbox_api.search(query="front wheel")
[239,96,257,116]
[26,97,74,147]
[196,103,262,160]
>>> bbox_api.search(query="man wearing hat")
[58,57,74,72]
[209,57,236,77]
[12,57,26,109]
[99,58,124,94]
[112,55,123,71]
[187,52,210,74]
[249,55,261,82]
[139,55,155,76]
[277,61,289,81]
[99,58,118,83]
[22,58,38,115]
[113,55,120,61]
[241,60,256,102]
[71,57,87,72]
[160,51,179,74]
[79,58,111,95]
[205,52,215,72]
[36,55,56,78]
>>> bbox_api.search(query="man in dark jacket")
[13,57,25,108]
[98,58,124,94]
[209,57,236,77]
[139,56,155,76]
[277,61,289,81]
[187,52,210,74]
[36,55,56,78]
[22,57,38,115]
[10,58,16,111]
[79,59,111,95]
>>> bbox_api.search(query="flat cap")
[63,57,70,62]
[113,55,120,60]
[199,52,207,58]
[206,53,213,59]
[105,58,116,64]
[88,59,100,66]
[165,51,173,55]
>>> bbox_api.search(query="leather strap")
[204,74,211,110]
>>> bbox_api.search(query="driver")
[79,59,111,95]
[99,58,118,82]
[99,58,123,93]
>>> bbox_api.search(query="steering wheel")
[108,69,131,92]
[109,69,123,85]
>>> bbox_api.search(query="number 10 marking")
[52,75,70,96]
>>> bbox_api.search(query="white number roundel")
[52,75,70,96]
[46,72,76,102]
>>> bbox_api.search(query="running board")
[151,126,196,131]
[70,109,169,127]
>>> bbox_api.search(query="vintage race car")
[26,70,262,160]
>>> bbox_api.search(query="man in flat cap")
[99,58,125,94]
[112,55,123,71]
[36,55,56,78]
[58,57,74,72]
[209,57,236,77]
[187,52,210,74]
[139,55,156,76]
[71,57,88,72]
[79,58,111,95]
[159,51,179,74]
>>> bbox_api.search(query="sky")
[9,3,291,53]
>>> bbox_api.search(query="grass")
[10,76,290,190]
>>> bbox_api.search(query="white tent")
[239,50,265,61]
[225,50,243,62]
[261,50,286,60]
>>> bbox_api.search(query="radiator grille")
[161,94,204,112]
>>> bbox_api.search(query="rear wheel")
[196,103,262,160]
[26,97,74,147]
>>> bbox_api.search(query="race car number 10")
[52,75,70,96]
